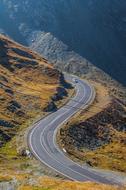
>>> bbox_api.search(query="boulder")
[43,101,57,112]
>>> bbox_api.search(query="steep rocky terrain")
[58,89,126,173]
[0,35,74,189]
[0,1,126,188]
[0,0,126,85]
[0,35,124,189]
[31,32,126,106]
[0,34,66,147]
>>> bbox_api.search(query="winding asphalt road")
[28,75,119,185]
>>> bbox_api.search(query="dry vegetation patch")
[18,177,125,190]
[0,35,76,188]
[58,82,126,173]
[0,34,60,148]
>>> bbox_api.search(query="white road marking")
[28,76,115,184]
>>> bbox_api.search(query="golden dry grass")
[58,81,126,173]
[0,35,125,190]
[18,177,125,190]
[0,34,60,148]
[0,173,123,190]
[0,34,60,174]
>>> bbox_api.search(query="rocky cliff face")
[0,0,126,85]
[31,32,92,75]
[31,32,126,106]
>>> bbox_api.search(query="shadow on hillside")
[0,39,12,71]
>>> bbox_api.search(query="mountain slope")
[0,35,125,189]
[31,32,126,106]
[0,34,61,147]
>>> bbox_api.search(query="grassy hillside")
[0,34,61,147]
[0,35,64,182]
[5,177,125,190]
[0,35,125,189]
[58,81,126,173]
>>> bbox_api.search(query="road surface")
[28,75,119,185]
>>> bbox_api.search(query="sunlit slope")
[0,34,60,147]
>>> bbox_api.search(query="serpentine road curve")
[28,75,119,185]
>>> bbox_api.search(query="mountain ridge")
[31,32,126,106]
